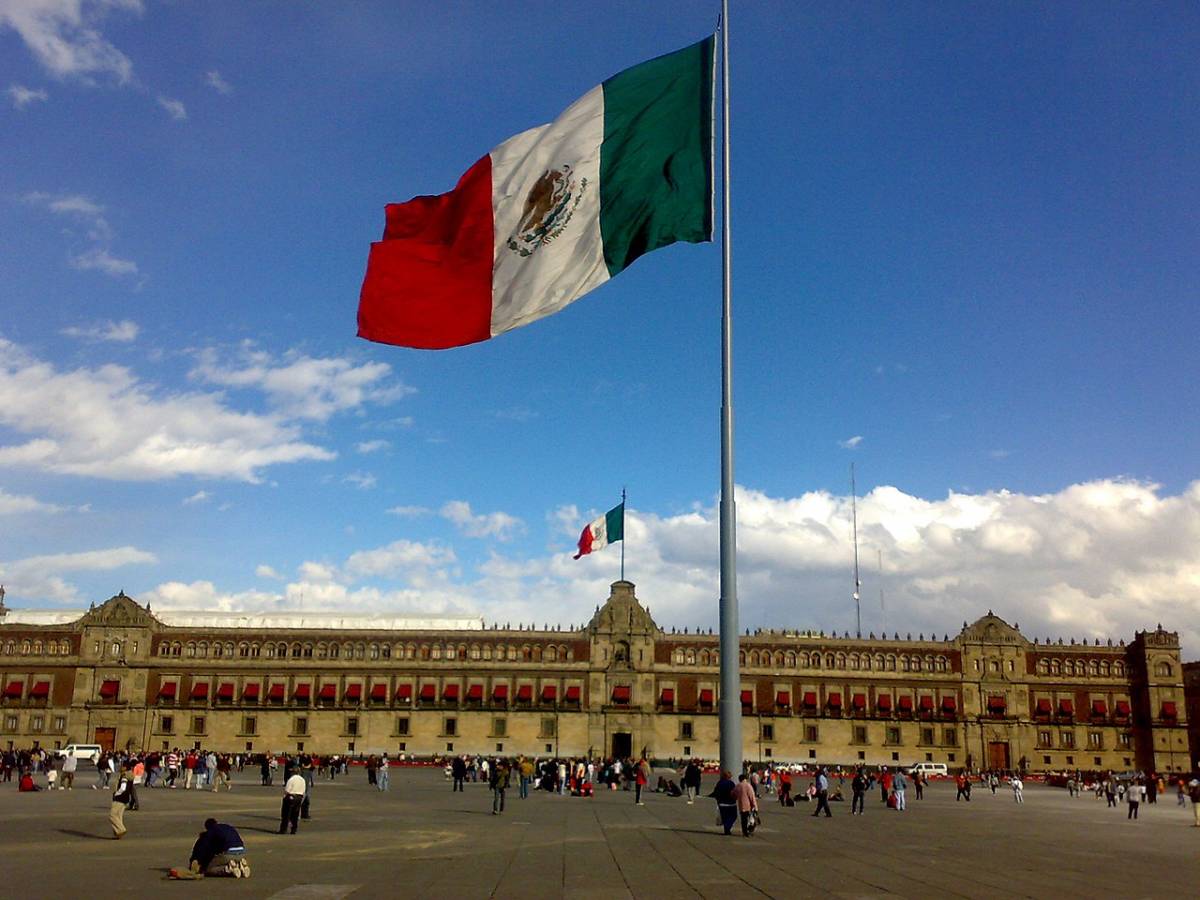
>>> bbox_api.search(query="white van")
[56,744,103,762]
[907,762,949,777]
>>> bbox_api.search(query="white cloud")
[0,336,334,482]
[24,191,136,277]
[255,564,283,580]
[205,69,231,94]
[156,94,186,120]
[182,490,210,505]
[7,83,48,107]
[440,500,523,541]
[343,472,377,490]
[343,539,458,580]
[69,246,138,276]
[355,439,388,454]
[0,544,155,602]
[386,505,430,517]
[0,0,141,84]
[839,435,863,449]
[61,319,139,342]
[190,346,413,422]
[0,487,63,515]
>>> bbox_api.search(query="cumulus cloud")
[156,94,186,120]
[7,83,48,107]
[205,69,231,94]
[190,345,413,422]
[440,500,522,541]
[0,0,141,84]
[61,319,138,342]
[255,564,283,580]
[0,336,334,482]
[0,487,63,515]
[839,435,863,449]
[0,544,155,603]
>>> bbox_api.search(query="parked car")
[54,744,103,762]
[905,762,949,777]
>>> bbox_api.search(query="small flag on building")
[574,503,625,559]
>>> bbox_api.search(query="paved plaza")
[1,768,1196,898]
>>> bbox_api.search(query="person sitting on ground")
[169,818,250,879]
[664,779,683,797]
[18,769,41,792]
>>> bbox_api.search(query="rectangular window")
[396,717,410,736]
[493,718,506,738]
[943,728,958,746]
[760,723,774,741]
[1087,731,1103,750]
[853,726,868,745]
[52,716,66,733]
[347,717,359,736]
[444,717,457,737]
[540,717,556,738]
[1037,730,1052,749]
[294,716,308,736]
[804,725,819,743]
[31,715,44,732]
[242,716,257,735]
[1118,733,1131,749]
[1060,731,1075,749]
[4,715,17,731]
[886,726,901,745]
[947,752,956,762]
[192,716,207,735]
[160,715,174,733]
[920,727,934,746]
[680,721,694,740]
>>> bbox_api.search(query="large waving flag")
[574,502,625,560]
[358,37,715,350]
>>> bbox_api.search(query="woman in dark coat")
[709,770,738,835]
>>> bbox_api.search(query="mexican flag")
[574,503,625,559]
[358,36,715,349]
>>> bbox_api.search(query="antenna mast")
[851,462,861,638]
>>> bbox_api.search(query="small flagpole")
[717,0,741,778]
[620,486,626,582]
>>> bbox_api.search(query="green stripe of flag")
[605,502,625,544]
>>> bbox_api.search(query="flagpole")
[620,486,626,582]
[717,0,741,777]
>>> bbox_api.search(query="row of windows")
[1,713,67,733]
[157,640,577,663]
[2,639,72,657]
[153,714,557,741]
[673,648,953,673]
[1036,729,1133,751]
[1034,657,1129,678]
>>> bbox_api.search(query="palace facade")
[0,582,1192,772]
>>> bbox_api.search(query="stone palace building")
[0,582,1192,772]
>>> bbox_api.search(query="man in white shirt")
[1127,780,1145,820]
[280,771,306,834]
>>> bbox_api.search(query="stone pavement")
[0,769,1196,898]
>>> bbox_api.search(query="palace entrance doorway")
[611,732,632,759]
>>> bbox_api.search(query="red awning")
[419,684,436,700]
[443,684,459,700]
[1161,701,1178,719]
[158,682,177,699]
[396,684,413,701]
[319,684,337,700]
[493,684,508,700]
[802,691,817,708]
[294,683,311,700]
[660,688,675,705]
[4,681,23,699]
[346,684,362,700]
[30,680,50,699]
[877,694,892,710]
[99,679,120,699]
[699,689,715,705]
[1058,699,1074,715]
[217,682,235,700]
[466,684,483,700]
[268,683,285,701]
[243,683,260,700]
[1036,698,1052,714]
[517,684,533,701]
[941,696,957,712]
[827,692,842,707]
[851,693,866,710]
[987,695,1006,710]
[370,684,388,701]
[190,682,209,700]
[565,685,581,702]
[918,695,934,710]
[740,690,753,706]
[1115,700,1130,717]
[898,695,913,710]
[542,685,557,701]
[1091,699,1107,716]
[612,685,632,702]
[776,691,791,707]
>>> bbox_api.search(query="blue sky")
[2,2,1199,655]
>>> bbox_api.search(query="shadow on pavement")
[56,828,110,841]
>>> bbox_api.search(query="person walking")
[851,767,867,815]
[109,763,134,839]
[955,771,971,801]
[683,759,702,805]
[1188,779,1200,827]
[812,767,832,818]
[914,771,925,800]
[1105,777,1118,808]
[452,756,467,792]
[880,766,891,803]
[519,757,533,799]
[892,770,908,811]
[490,759,510,815]
[733,773,759,837]
[377,753,390,792]
[1011,774,1024,804]
[710,770,738,836]
[1127,779,1145,820]
[279,769,306,834]
[61,753,77,790]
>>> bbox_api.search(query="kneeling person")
[175,818,249,878]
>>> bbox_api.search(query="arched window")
[471,645,481,661]
[47,641,57,656]
[825,653,835,669]
[787,651,797,668]
[431,645,441,660]
[1100,660,1111,676]
[419,645,430,660]
[532,646,542,662]
[381,644,391,659]
[240,642,251,658]
[874,654,885,670]
[849,653,859,670]
[739,650,746,665]
[1050,659,1061,675]
[522,645,533,662]
[482,645,492,661]
[369,644,379,660]
[911,657,922,672]
[316,642,327,659]
[886,655,896,671]
[186,642,196,658]
[1113,662,1125,677]
[1088,660,1098,676]
[836,653,847,670]
[565,647,574,661]
[159,643,169,657]
[546,646,558,662]
[277,642,288,658]
[303,643,314,658]
[1155,661,1173,678]
[213,643,223,658]
[900,656,910,672]
[250,643,260,658]
[355,643,366,660]
[172,642,182,657]
[688,649,698,665]
[508,646,519,661]
[774,651,785,668]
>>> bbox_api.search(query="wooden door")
[94,727,116,752]
[987,741,1010,771]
